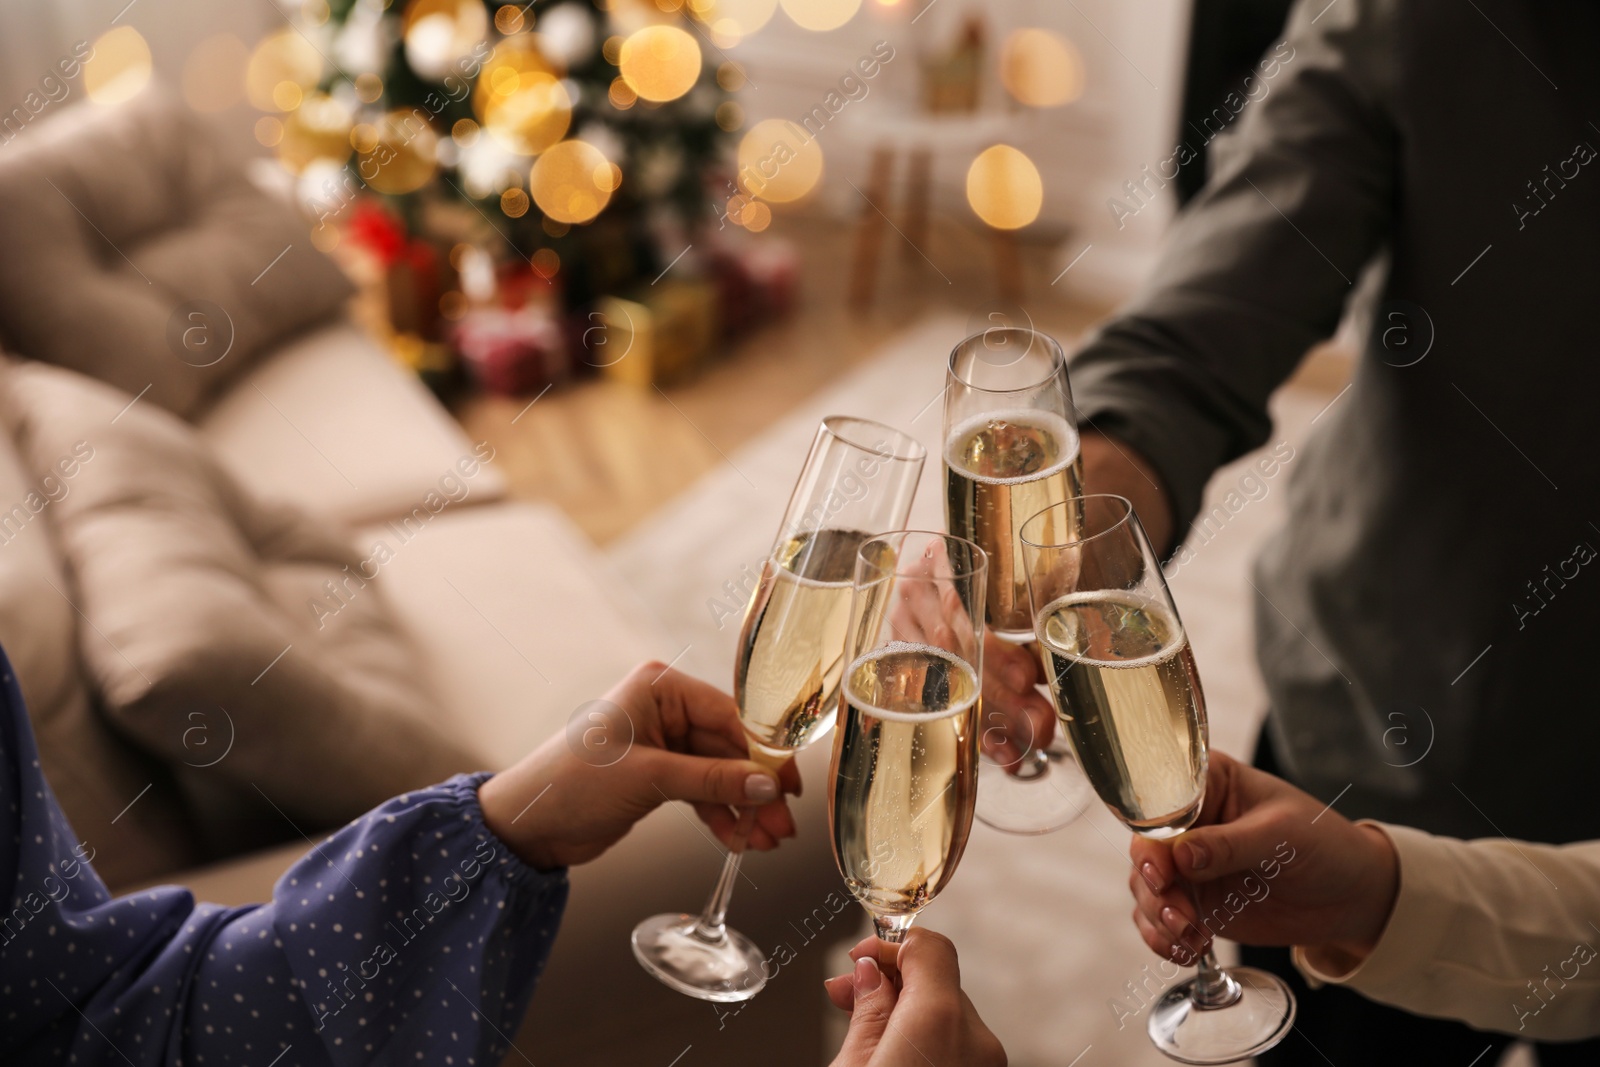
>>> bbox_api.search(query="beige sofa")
[0,91,846,1064]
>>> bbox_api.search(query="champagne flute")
[829,531,984,949]
[943,325,1093,834]
[1021,495,1295,1063]
[632,416,926,1002]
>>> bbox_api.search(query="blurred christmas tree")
[269,0,742,307]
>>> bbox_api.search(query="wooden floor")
[453,210,1347,545]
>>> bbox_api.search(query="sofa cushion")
[200,320,507,525]
[0,89,352,418]
[0,402,200,887]
[352,501,671,762]
[0,359,483,877]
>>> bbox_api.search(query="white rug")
[609,317,1326,1067]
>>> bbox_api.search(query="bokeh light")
[779,0,860,32]
[966,144,1043,229]
[355,72,385,103]
[402,0,490,81]
[255,116,285,147]
[716,62,747,91]
[715,100,743,131]
[737,119,822,203]
[1000,29,1085,108]
[532,247,560,279]
[500,187,530,217]
[272,82,304,111]
[246,28,324,112]
[277,92,353,172]
[494,5,526,34]
[474,37,572,155]
[618,25,702,103]
[530,139,614,224]
[740,199,772,231]
[358,110,440,195]
[85,27,153,105]
[692,0,778,46]
[182,33,248,113]
[609,77,638,109]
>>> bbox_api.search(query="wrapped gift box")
[450,306,570,395]
[705,238,799,340]
[596,279,717,388]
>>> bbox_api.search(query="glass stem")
[870,913,915,979]
[1183,879,1243,1010]
[1012,746,1051,780]
[871,913,915,944]
[690,806,759,943]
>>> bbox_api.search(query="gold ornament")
[277,92,353,173]
[358,110,440,195]
[531,140,614,224]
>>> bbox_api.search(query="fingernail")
[853,956,882,994]
[1161,906,1185,936]
[1142,861,1167,893]
[1178,839,1208,871]
[745,773,778,802]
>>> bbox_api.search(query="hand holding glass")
[632,417,926,1002]
[1021,495,1294,1063]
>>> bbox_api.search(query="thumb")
[637,748,781,807]
[1173,808,1284,884]
[833,957,899,1064]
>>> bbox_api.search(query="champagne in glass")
[633,417,925,1002]
[1021,496,1295,1064]
[736,529,889,758]
[829,531,984,945]
[943,325,1093,835]
[945,407,1084,635]
[1035,592,1205,836]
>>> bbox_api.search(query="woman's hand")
[479,661,800,870]
[1127,751,1399,970]
[978,633,1056,771]
[824,929,1006,1067]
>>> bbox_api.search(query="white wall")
[728,0,1193,301]
[0,0,283,102]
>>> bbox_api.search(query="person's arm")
[1299,826,1600,1042]
[0,656,796,1065]
[1072,0,1399,552]
[1126,752,1600,1041]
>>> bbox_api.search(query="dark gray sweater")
[1072,0,1600,841]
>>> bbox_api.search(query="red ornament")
[346,200,409,265]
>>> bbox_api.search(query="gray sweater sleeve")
[1070,0,1399,537]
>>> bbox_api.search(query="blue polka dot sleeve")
[0,650,569,1066]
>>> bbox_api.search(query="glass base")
[974,743,1094,835]
[631,912,768,1003]
[1147,966,1296,1064]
